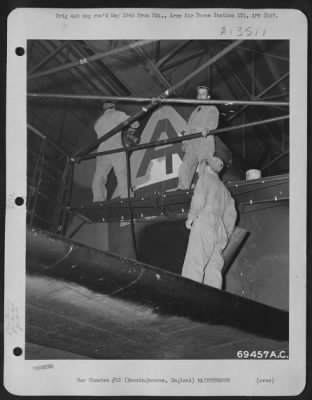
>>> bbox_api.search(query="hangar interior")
[26,39,289,359]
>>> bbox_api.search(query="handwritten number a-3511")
[220,26,266,37]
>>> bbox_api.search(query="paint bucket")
[246,169,261,180]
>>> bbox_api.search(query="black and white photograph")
[4,8,307,397]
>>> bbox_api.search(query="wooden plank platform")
[70,174,289,222]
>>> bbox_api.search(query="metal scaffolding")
[27,39,290,235]
[227,72,289,122]
[28,40,156,80]
[28,92,289,107]
[27,123,71,232]
[77,115,289,162]
[73,40,245,159]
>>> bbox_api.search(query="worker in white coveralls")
[178,85,219,189]
[92,102,140,201]
[182,156,237,289]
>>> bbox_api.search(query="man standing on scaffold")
[92,102,140,202]
[178,85,219,189]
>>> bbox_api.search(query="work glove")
[122,128,140,147]
[185,218,193,230]
[202,127,211,137]
[130,121,140,129]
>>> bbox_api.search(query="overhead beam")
[223,48,268,166]
[231,70,252,98]
[235,47,265,97]
[37,40,108,100]
[28,40,156,81]
[74,42,137,66]
[160,40,244,94]
[256,41,288,93]
[236,44,289,61]
[200,42,241,101]
[33,41,99,127]
[70,44,118,95]
[204,42,252,100]
[161,50,206,72]
[70,43,129,96]
[227,72,289,122]
[204,47,252,165]
[46,42,104,121]
[28,41,68,75]
[202,42,278,171]
[130,44,173,91]
[181,53,205,95]
[156,41,192,68]
[28,93,289,107]
[78,43,132,95]
[216,42,286,161]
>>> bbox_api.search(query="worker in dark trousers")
[178,85,219,190]
[92,102,139,201]
[182,156,237,289]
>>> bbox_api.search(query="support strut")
[28,93,289,107]
[77,115,289,162]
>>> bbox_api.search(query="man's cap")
[206,156,224,173]
[130,120,140,129]
[196,85,210,93]
[103,101,116,111]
